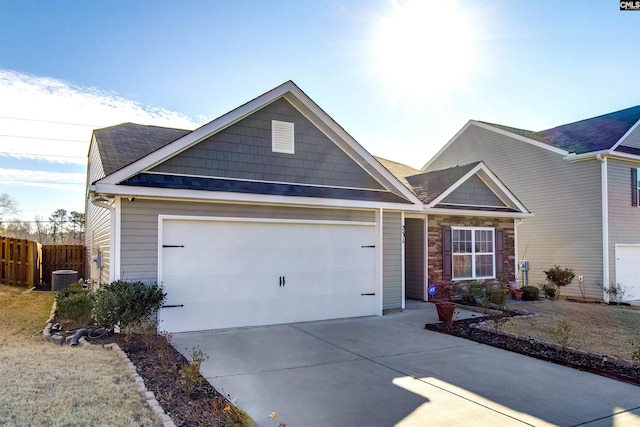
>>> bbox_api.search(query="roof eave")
[91,182,425,211]
[565,150,640,163]
[425,207,533,218]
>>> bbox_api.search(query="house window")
[451,227,495,280]
[272,120,295,154]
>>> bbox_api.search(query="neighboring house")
[85,81,530,333]
[424,106,640,302]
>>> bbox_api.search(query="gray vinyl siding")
[607,158,640,290]
[382,211,402,310]
[119,198,376,283]
[478,170,521,210]
[427,124,603,298]
[405,218,425,300]
[618,125,640,150]
[85,137,111,285]
[86,202,111,285]
[442,175,507,207]
[151,98,385,191]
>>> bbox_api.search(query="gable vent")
[272,120,295,154]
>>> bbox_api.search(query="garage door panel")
[159,218,379,332]
[161,294,379,333]
[164,248,283,276]
[164,267,375,304]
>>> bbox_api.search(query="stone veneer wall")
[427,215,516,285]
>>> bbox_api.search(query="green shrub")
[542,283,557,299]
[469,281,486,301]
[522,286,539,301]
[486,285,509,306]
[55,287,95,327]
[92,280,166,332]
[544,265,575,297]
[177,346,209,395]
[547,319,574,351]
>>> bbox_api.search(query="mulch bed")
[425,318,640,386]
[92,332,248,427]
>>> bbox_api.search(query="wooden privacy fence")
[42,245,86,285]
[0,236,41,287]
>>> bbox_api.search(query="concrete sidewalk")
[171,302,640,426]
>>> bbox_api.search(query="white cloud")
[0,168,85,189]
[0,69,202,164]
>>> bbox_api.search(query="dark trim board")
[122,173,412,203]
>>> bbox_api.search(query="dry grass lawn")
[0,284,159,427]
[504,299,640,361]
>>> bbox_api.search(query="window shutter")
[442,227,452,282]
[495,229,505,280]
[632,168,638,207]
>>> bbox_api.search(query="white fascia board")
[566,150,640,164]
[100,81,298,185]
[564,150,609,162]
[92,183,425,211]
[425,207,534,219]
[607,151,640,163]
[610,119,640,151]
[421,121,475,171]
[282,90,423,206]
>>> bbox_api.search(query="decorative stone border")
[468,312,637,369]
[43,302,176,427]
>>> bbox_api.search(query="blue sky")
[0,0,638,220]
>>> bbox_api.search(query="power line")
[0,134,88,143]
[1,220,84,224]
[2,220,56,224]
[0,181,84,186]
[0,151,85,159]
[0,116,101,127]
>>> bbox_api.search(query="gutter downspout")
[90,195,115,288]
[514,218,523,286]
[597,154,610,303]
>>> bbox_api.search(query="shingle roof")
[477,122,540,141]
[536,105,640,154]
[482,105,640,155]
[375,157,421,194]
[406,162,481,204]
[94,123,191,175]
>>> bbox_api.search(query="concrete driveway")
[171,302,640,426]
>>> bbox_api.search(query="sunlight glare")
[372,0,479,106]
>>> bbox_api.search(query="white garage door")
[615,245,640,302]
[158,217,379,332]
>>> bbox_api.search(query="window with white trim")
[452,226,495,280]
